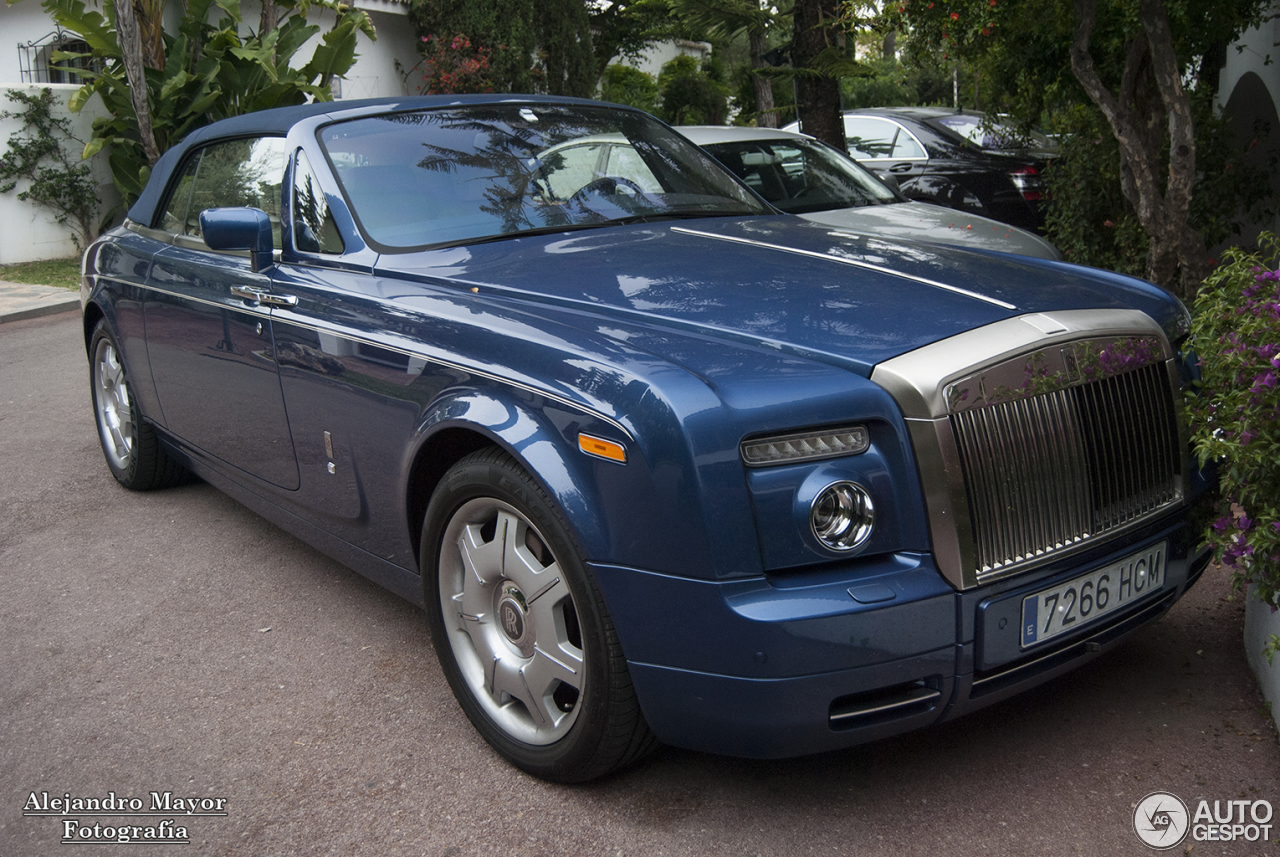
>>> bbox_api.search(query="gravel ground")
[2,310,1277,857]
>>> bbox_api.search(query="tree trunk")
[112,0,161,167]
[792,0,842,149]
[260,0,280,64]
[137,0,165,71]
[881,28,896,62]
[748,28,777,128]
[1069,0,1210,298]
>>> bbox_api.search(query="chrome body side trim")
[92,274,635,442]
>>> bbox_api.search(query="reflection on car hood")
[376,217,1179,377]
[798,202,1060,260]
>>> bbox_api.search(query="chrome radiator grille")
[950,361,1182,580]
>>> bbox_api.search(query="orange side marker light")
[578,433,627,464]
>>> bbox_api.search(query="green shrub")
[601,64,659,115]
[1042,106,1148,275]
[0,88,101,250]
[1187,233,1280,658]
[656,55,729,126]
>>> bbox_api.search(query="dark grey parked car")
[679,125,1059,259]
[785,108,1056,232]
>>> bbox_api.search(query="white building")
[0,0,418,264]
[613,38,711,80]
[1216,7,1280,248]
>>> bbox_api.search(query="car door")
[261,147,435,574]
[142,136,301,490]
[843,116,928,185]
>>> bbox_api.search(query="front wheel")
[421,448,655,782]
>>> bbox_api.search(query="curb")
[0,279,80,324]
[0,299,81,324]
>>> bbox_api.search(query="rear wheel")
[89,320,187,490]
[421,448,656,782]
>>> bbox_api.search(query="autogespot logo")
[1134,792,1190,849]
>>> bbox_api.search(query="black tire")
[89,320,188,490]
[421,448,656,782]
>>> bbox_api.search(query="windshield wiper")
[438,210,753,250]
[602,210,752,226]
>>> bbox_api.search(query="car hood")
[375,217,1180,377]
[797,202,1060,260]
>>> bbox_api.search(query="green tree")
[840,55,954,108]
[407,0,596,97]
[889,0,1270,298]
[589,0,689,80]
[670,0,782,126]
[601,64,660,114]
[40,0,374,204]
[657,54,730,125]
[411,34,497,94]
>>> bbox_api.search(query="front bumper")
[590,513,1210,759]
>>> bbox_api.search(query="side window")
[603,144,663,194]
[891,130,926,159]
[159,156,200,234]
[540,142,604,198]
[843,117,897,160]
[158,137,289,248]
[292,151,345,255]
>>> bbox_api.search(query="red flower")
[950,11,959,19]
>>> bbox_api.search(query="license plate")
[1020,541,1168,647]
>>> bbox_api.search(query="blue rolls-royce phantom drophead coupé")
[81,95,1212,782]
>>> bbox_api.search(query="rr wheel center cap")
[496,587,532,653]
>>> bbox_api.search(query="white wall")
[1217,6,1280,245]
[0,84,119,264]
[614,39,712,80]
[0,0,418,263]
[1219,9,1280,106]
[333,5,420,99]
[0,3,68,85]
[246,0,419,100]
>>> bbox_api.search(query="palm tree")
[671,0,780,127]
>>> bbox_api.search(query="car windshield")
[701,138,899,215]
[933,114,1056,152]
[320,104,770,250]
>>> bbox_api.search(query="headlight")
[741,426,869,467]
[810,481,875,551]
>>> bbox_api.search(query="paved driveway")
[2,310,1277,856]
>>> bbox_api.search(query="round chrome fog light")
[810,481,875,551]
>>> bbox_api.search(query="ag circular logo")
[1134,792,1190,849]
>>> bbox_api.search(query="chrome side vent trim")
[828,681,941,730]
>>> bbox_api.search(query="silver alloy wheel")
[93,336,134,471]
[437,497,585,745]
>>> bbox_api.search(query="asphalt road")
[2,310,1278,857]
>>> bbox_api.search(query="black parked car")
[786,108,1055,233]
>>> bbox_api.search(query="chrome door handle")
[231,285,298,307]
